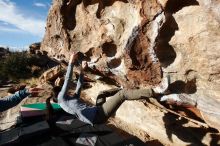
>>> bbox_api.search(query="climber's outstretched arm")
[58,52,78,101]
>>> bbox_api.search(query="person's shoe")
[160,94,196,107]
[153,76,169,94]
[160,94,181,103]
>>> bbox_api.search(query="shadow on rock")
[163,112,220,145]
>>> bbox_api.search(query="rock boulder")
[41,0,220,144]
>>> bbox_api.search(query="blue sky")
[0,0,52,51]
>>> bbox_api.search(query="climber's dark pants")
[93,88,154,124]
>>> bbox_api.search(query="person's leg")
[95,88,154,121]
[96,88,121,106]
[93,76,174,124]
[93,90,125,123]
[122,88,154,100]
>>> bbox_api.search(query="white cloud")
[0,0,45,37]
[0,25,22,32]
[34,2,47,8]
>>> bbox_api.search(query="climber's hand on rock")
[79,61,88,74]
[82,61,88,70]
[70,51,80,64]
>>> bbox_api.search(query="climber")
[0,87,43,112]
[57,51,169,125]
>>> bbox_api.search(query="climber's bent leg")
[96,88,121,106]
[122,88,154,100]
[93,88,154,123]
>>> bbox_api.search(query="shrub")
[0,52,32,80]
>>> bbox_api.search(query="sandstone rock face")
[39,65,63,83]
[198,0,220,23]
[164,4,220,132]
[41,0,164,88]
[29,42,41,54]
[83,81,220,145]
[41,0,220,144]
